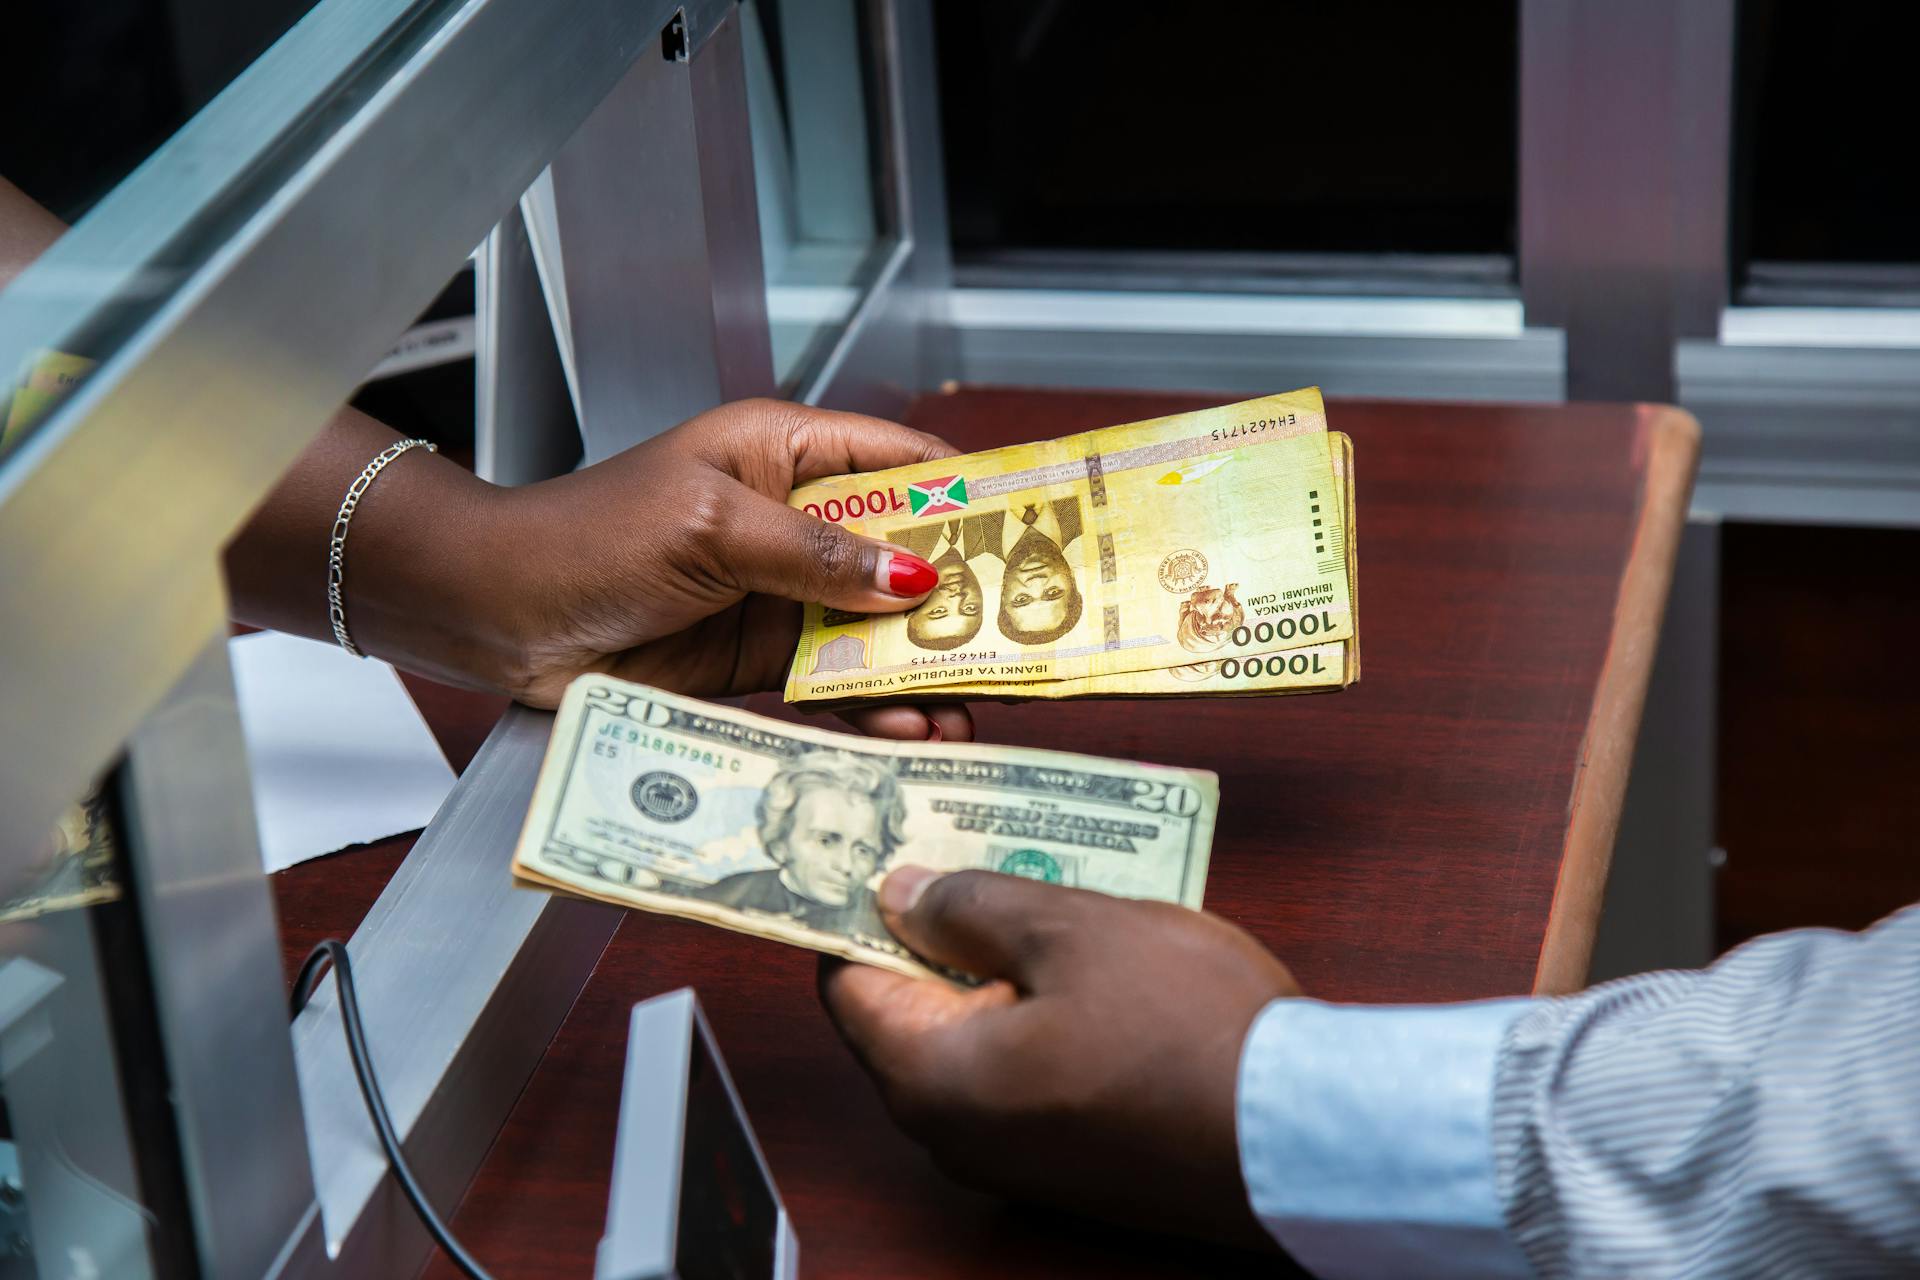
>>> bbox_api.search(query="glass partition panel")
[1,0,326,225]
[1,780,191,1280]
[4,0,692,1273]
[0,0,459,469]
[744,0,896,390]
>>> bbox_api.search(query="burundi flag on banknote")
[907,474,969,516]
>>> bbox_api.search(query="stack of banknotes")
[510,390,1358,974]
[782,387,1358,705]
[511,678,1217,980]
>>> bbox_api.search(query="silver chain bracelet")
[328,438,437,657]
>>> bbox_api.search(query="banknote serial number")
[801,488,908,524]
[1210,412,1297,443]
[909,650,1000,667]
[593,722,743,773]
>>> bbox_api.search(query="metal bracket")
[662,9,690,62]
[284,707,620,1277]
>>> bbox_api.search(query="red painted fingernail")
[885,551,938,597]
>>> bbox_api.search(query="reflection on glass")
[0,1,325,225]
[0,176,95,462]
[2,780,165,1279]
[1,342,95,458]
[1,789,121,926]
[0,0,423,472]
[743,0,893,391]
[0,0,325,462]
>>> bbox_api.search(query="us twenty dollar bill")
[784,388,1353,705]
[511,677,1218,980]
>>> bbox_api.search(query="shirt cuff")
[1236,996,1536,1280]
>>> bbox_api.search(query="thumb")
[817,956,1018,1089]
[719,485,938,614]
[875,867,1089,989]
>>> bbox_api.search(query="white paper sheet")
[229,632,457,873]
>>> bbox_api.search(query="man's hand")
[820,866,1300,1246]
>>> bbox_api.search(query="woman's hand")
[489,399,970,739]
[819,866,1299,1245]
[227,398,971,742]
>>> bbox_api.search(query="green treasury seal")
[999,848,1062,883]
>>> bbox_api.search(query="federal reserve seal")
[1159,548,1207,594]
[998,848,1063,883]
[630,771,698,823]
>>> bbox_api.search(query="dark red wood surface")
[272,388,1686,1279]
[270,675,506,987]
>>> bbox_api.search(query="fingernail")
[883,550,937,597]
[880,865,942,914]
[926,720,943,743]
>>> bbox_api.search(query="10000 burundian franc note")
[785,389,1352,704]
[817,429,1360,703]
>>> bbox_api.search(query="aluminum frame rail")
[0,0,679,906]
[283,706,623,1277]
[799,0,958,416]
[290,9,773,1271]
[0,0,691,1274]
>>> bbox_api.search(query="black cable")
[290,939,494,1280]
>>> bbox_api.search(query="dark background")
[1715,524,1920,951]
[1,0,321,222]
[1734,0,1920,275]
[935,1,1518,260]
[17,0,1920,277]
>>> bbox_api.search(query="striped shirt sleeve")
[1492,904,1920,1278]
[1237,997,1535,1278]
